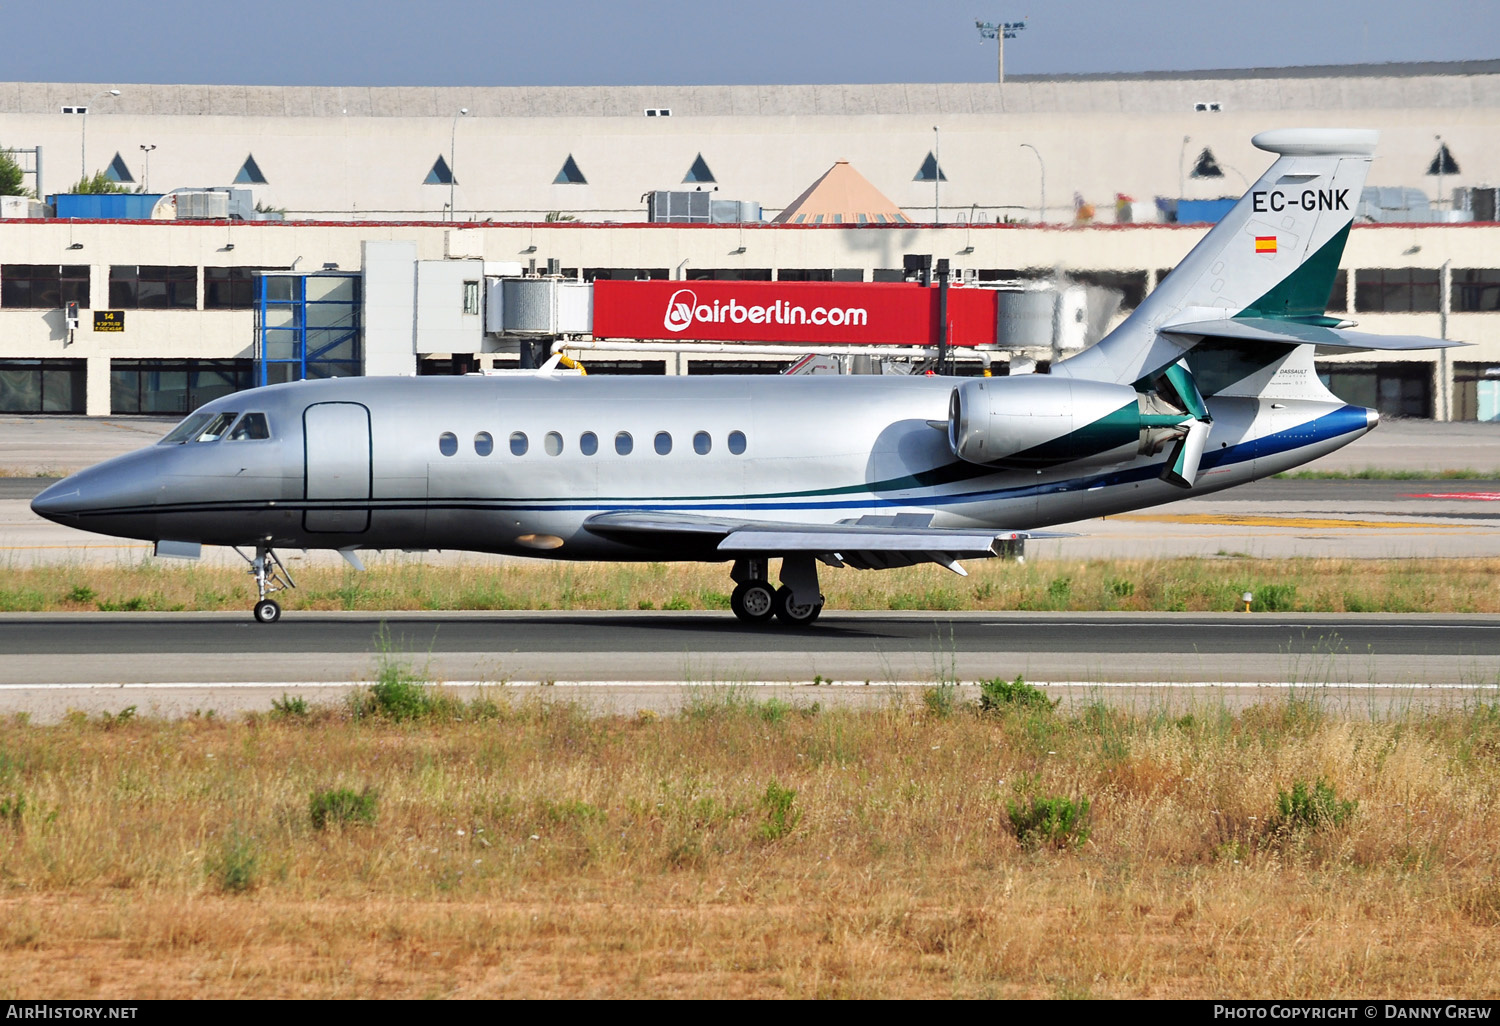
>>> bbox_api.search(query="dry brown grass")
[5,554,1500,614]
[0,691,1497,997]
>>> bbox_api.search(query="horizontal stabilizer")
[1162,316,1465,352]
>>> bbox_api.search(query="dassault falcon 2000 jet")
[32,129,1460,625]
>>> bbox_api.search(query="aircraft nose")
[29,455,157,527]
[29,476,85,523]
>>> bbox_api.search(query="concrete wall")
[2,67,1496,222]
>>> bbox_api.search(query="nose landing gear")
[234,544,296,624]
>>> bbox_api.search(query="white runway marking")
[4,680,1497,691]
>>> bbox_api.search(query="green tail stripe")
[1236,221,1351,321]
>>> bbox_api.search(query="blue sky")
[5,0,1496,85]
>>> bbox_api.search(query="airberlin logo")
[663,288,870,333]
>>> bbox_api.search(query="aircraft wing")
[1161,316,1466,352]
[583,510,1052,573]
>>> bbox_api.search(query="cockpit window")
[193,412,238,442]
[228,413,270,441]
[160,412,214,445]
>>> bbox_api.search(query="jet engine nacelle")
[947,376,1187,470]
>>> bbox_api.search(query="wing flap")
[583,510,1046,573]
[1162,316,1465,351]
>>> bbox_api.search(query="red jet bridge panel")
[592,279,997,346]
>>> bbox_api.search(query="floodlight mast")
[975,20,1026,83]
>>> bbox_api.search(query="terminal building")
[0,61,1497,419]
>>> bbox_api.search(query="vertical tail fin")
[1055,129,1377,386]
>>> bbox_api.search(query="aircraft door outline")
[303,401,372,533]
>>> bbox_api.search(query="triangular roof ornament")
[1190,147,1224,178]
[105,152,135,184]
[423,154,455,185]
[683,153,716,184]
[913,152,947,182]
[234,153,267,185]
[554,155,587,185]
[1427,143,1460,176]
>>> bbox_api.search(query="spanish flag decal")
[1255,235,1277,254]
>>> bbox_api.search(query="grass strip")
[4,555,1500,614]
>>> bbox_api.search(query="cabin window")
[228,412,270,441]
[474,431,493,456]
[728,430,747,455]
[654,431,672,455]
[161,412,214,444]
[509,431,529,456]
[580,431,598,455]
[544,431,563,456]
[693,431,711,455]
[194,412,237,442]
[615,431,633,455]
[439,432,458,456]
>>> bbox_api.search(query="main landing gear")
[234,544,296,623]
[729,556,824,627]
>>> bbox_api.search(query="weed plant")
[309,788,378,830]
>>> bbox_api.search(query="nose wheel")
[235,544,296,624]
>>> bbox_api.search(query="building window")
[105,152,135,185]
[108,359,254,415]
[684,268,772,281]
[1354,268,1441,313]
[0,359,86,413]
[463,280,480,316]
[553,155,587,185]
[644,108,672,117]
[1,265,89,310]
[683,154,716,184]
[109,265,197,310]
[583,268,670,281]
[1318,362,1432,419]
[204,267,265,309]
[913,152,947,183]
[1324,269,1349,313]
[1071,269,1149,311]
[234,154,268,185]
[1454,269,1500,312]
[424,155,455,186]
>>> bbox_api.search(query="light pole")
[450,107,468,221]
[1020,143,1045,224]
[139,144,156,193]
[975,20,1027,84]
[932,126,940,224]
[80,89,120,184]
[1178,135,1191,203]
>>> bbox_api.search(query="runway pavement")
[0,610,1496,721]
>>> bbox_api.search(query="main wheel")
[773,585,823,626]
[730,582,776,623]
[253,598,282,624]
